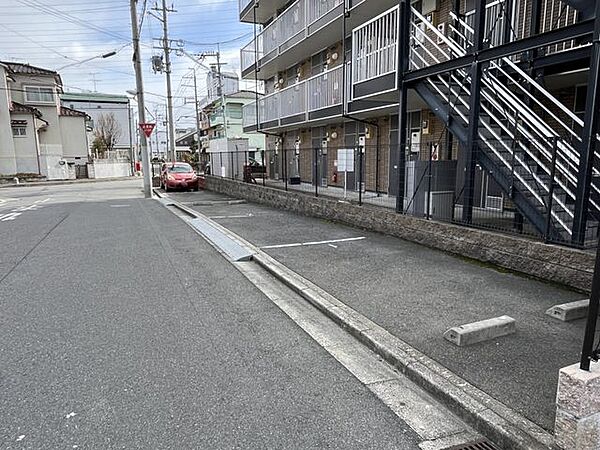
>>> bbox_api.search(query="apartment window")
[228,104,243,119]
[311,51,326,76]
[24,86,55,104]
[12,126,27,137]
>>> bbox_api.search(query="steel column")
[572,1,600,246]
[396,0,410,213]
[462,0,487,223]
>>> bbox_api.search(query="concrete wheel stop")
[546,299,590,322]
[443,316,516,346]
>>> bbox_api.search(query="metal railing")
[307,65,343,111]
[408,4,596,241]
[239,0,254,13]
[243,65,343,128]
[241,0,343,72]
[352,5,399,84]
[243,102,257,128]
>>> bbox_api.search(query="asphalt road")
[168,189,586,431]
[0,180,421,449]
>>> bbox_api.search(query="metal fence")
[205,138,600,250]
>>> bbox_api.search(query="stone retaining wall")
[205,176,594,292]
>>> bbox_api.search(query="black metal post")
[230,151,234,180]
[462,0,486,224]
[314,147,319,197]
[396,0,410,213]
[545,138,558,243]
[427,142,433,220]
[283,148,288,191]
[502,0,514,45]
[358,146,363,206]
[572,1,600,247]
[581,239,600,371]
[261,150,266,187]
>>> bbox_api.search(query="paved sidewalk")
[170,189,587,432]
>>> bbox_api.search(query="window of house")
[12,126,27,137]
[227,104,243,119]
[24,86,55,104]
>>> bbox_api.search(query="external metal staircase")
[409,2,597,243]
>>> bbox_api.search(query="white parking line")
[209,214,254,219]
[261,237,366,249]
[0,212,21,221]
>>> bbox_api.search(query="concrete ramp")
[189,217,254,262]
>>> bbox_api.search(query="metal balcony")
[350,5,399,101]
[240,0,400,81]
[239,0,289,24]
[242,65,343,132]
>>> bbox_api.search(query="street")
[0,180,437,449]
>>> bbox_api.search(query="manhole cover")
[446,439,500,450]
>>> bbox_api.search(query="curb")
[0,176,137,189]
[156,192,557,450]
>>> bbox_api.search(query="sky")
[0,0,256,139]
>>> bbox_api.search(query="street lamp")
[56,50,118,71]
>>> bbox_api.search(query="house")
[0,62,90,180]
[239,0,599,248]
[60,92,133,161]
[201,90,266,178]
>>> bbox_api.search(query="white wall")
[60,115,88,160]
[39,146,75,180]
[88,160,131,179]
[12,113,40,174]
[0,66,17,175]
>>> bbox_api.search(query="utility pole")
[192,68,201,150]
[198,49,227,139]
[152,0,176,162]
[129,0,152,198]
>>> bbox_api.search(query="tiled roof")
[60,106,89,119]
[1,62,57,76]
[11,101,42,118]
[0,61,63,90]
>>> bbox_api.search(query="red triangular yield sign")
[139,123,156,138]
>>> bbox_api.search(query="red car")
[161,163,199,192]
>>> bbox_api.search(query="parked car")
[160,162,199,192]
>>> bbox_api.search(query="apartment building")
[238,0,600,248]
[0,62,90,180]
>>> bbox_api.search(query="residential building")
[239,0,600,249]
[0,62,90,179]
[60,92,134,160]
[202,90,266,177]
[206,68,240,103]
[175,128,197,161]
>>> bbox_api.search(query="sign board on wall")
[337,149,354,172]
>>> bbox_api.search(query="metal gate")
[75,164,88,179]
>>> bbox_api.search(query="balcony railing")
[239,0,254,13]
[241,0,343,73]
[352,6,399,85]
[243,103,257,128]
[451,0,580,55]
[243,65,343,129]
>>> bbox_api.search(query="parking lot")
[166,188,586,431]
